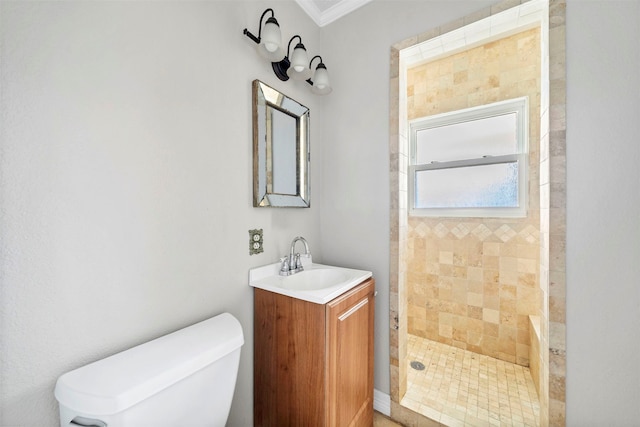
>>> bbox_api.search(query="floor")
[401,335,540,427]
[374,411,403,427]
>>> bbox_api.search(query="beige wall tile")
[390,3,566,424]
[405,30,542,365]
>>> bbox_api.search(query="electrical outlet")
[249,229,263,255]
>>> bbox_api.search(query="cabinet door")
[254,288,326,427]
[326,279,375,427]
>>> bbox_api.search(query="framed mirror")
[252,80,310,208]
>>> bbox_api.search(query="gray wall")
[1,0,639,426]
[564,1,640,425]
[0,2,323,426]
[322,0,640,425]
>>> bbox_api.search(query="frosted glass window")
[409,97,528,218]
[414,162,519,209]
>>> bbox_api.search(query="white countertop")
[249,258,372,304]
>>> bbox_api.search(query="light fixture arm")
[286,35,303,58]
[272,35,309,82]
[309,55,323,69]
[243,8,276,44]
[306,55,324,86]
[306,55,332,95]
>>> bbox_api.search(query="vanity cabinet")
[254,278,375,427]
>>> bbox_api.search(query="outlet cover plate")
[249,229,263,255]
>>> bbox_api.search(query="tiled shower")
[389,1,568,425]
[398,24,546,426]
[405,27,541,365]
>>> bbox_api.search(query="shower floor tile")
[402,335,540,427]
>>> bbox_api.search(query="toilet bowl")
[54,312,243,427]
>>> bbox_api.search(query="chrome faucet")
[280,236,311,276]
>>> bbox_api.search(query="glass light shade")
[257,19,285,62]
[311,64,332,95]
[287,44,312,80]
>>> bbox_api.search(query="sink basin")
[249,260,372,304]
[275,269,348,291]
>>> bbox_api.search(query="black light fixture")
[306,55,332,95]
[271,35,312,81]
[242,8,285,62]
[243,9,331,95]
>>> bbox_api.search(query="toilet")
[54,312,243,427]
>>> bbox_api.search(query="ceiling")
[294,0,372,27]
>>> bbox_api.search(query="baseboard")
[373,389,391,416]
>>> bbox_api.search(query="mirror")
[253,80,310,207]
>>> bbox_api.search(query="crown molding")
[294,0,372,27]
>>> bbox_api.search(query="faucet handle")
[279,258,290,274]
[294,253,303,270]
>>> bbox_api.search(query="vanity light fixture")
[306,55,332,95]
[243,8,332,95]
[272,35,312,81]
[242,8,285,62]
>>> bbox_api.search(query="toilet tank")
[55,312,244,427]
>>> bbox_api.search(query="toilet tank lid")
[54,312,244,415]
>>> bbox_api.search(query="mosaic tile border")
[409,221,540,244]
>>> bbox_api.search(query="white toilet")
[54,312,243,427]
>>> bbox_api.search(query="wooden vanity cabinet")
[254,278,375,427]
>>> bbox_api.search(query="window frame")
[409,97,529,218]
